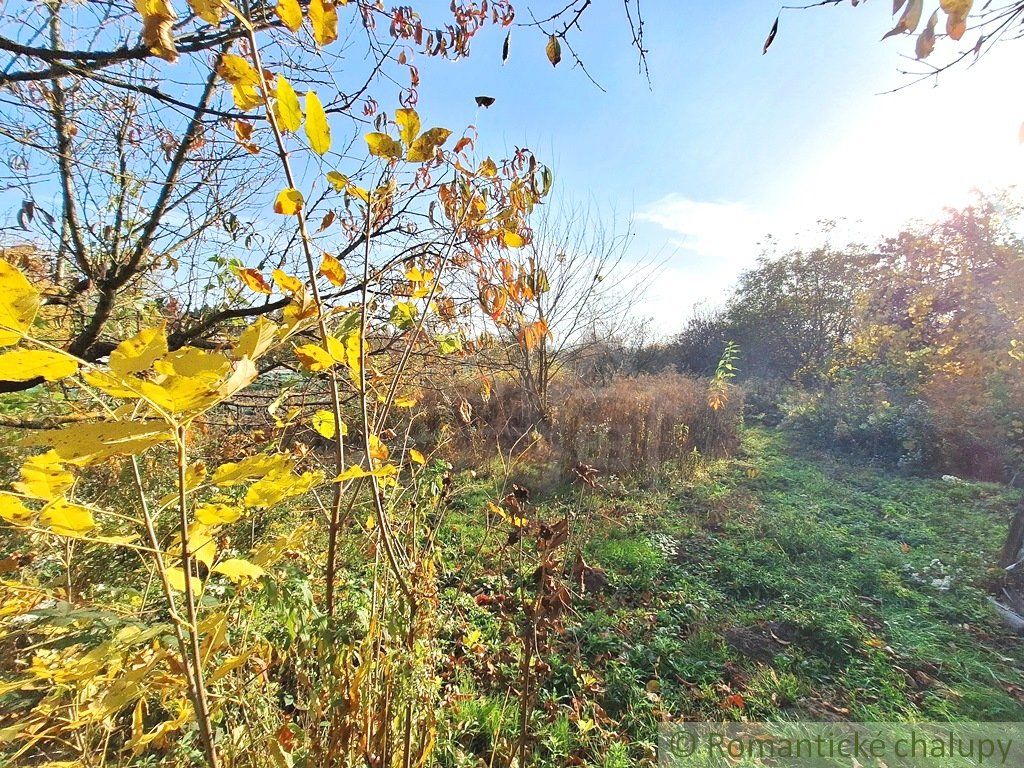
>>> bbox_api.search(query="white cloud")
[636,197,773,265]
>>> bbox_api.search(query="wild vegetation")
[1,1,1022,767]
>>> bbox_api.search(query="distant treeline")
[635,192,1024,481]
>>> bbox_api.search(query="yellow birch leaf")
[110,326,168,377]
[365,132,403,160]
[0,260,40,346]
[155,348,230,379]
[334,465,370,482]
[326,171,348,191]
[0,349,78,382]
[274,74,303,132]
[275,0,303,32]
[319,254,347,286]
[409,448,425,465]
[305,91,331,155]
[212,558,266,582]
[40,498,95,536]
[244,469,321,508]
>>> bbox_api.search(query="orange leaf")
[235,267,272,294]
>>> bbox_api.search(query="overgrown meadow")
[1,1,1023,767]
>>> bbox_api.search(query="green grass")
[437,427,1024,766]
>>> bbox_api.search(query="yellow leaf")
[185,523,217,569]
[0,260,40,347]
[154,348,231,379]
[309,0,339,46]
[326,170,348,191]
[407,127,451,162]
[334,465,370,482]
[134,0,178,62]
[326,334,347,364]
[195,502,241,525]
[244,469,321,508]
[12,452,73,501]
[188,0,226,25]
[479,157,498,178]
[0,349,78,382]
[0,492,33,525]
[294,343,334,371]
[83,368,139,399]
[274,188,305,215]
[235,267,272,294]
[218,54,259,86]
[40,498,95,537]
[409,448,425,465]
[312,409,346,439]
[319,254,347,286]
[395,107,421,148]
[231,83,263,111]
[26,421,172,465]
[344,330,362,386]
[212,558,266,582]
[109,326,168,377]
[368,434,389,461]
[275,0,302,32]
[234,317,279,360]
[274,75,303,132]
[165,566,200,595]
[501,230,525,248]
[305,91,331,155]
[365,132,403,160]
[213,453,293,486]
[338,464,398,484]
[272,269,304,294]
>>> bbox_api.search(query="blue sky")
[408,1,1024,332]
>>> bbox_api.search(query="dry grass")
[416,371,743,482]
[554,372,742,479]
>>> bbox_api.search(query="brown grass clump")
[554,372,742,479]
